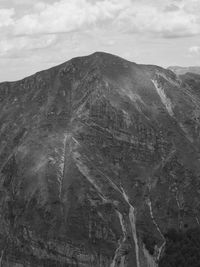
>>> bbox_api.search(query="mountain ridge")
[0,52,200,266]
[1,52,174,84]
[168,65,200,75]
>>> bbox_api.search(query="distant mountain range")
[168,66,200,75]
[0,52,200,266]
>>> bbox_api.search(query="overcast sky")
[0,0,200,82]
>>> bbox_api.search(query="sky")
[0,0,200,82]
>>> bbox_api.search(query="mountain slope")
[0,52,200,266]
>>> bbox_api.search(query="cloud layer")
[6,0,200,37]
[14,0,127,35]
[1,0,200,37]
[0,35,56,57]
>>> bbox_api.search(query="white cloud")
[0,35,56,57]
[7,0,200,39]
[0,8,15,27]
[13,0,129,35]
[189,46,200,54]
[116,1,199,38]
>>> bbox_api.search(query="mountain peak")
[0,53,200,266]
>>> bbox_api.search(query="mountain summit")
[0,52,200,266]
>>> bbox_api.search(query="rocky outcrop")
[0,52,200,266]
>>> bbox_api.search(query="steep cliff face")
[0,52,200,266]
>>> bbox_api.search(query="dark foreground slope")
[0,52,200,267]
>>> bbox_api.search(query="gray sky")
[0,0,200,82]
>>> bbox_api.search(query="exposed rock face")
[0,52,200,266]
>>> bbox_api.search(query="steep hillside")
[0,52,200,267]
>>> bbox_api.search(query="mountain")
[168,66,200,75]
[0,52,200,267]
